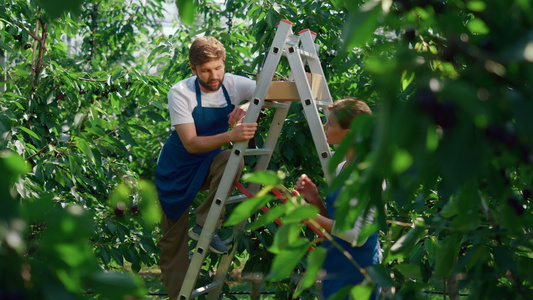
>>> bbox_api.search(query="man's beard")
[198,76,223,92]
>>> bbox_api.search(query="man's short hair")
[189,36,226,67]
[328,98,372,130]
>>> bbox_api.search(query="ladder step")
[298,49,317,60]
[315,100,330,107]
[188,282,222,298]
[226,194,248,205]
[264,100,291,108]
[244,148,273,156]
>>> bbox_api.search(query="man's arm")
[175,116,257,154]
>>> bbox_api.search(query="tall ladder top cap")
[299,29,317,36]
[278,19,293,25]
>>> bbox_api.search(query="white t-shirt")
[168,73,256,127]
[331,161,376,247]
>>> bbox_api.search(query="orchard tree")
[0,0,172,297]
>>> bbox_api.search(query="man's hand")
[229,116,257,142]
[228,105,247,128]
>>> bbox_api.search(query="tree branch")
[26,138,57,161]
[34,21,48,82]
[30,18,40,85]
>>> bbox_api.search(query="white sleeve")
[168,80,195,126]
[226,74,256,105]
[331,207,375,247]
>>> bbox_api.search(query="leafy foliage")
[2,0,533,299]
[1,0,169,297]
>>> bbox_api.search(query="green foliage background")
[1,0,532,299]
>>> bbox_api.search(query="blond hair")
[328,98,372,129]
[188,36,226,67]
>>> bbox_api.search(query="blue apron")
[321,188,381,299]
[155,79,234,221]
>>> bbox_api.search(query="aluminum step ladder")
[178,19,334,300]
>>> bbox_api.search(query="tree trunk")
[445,277,460,300]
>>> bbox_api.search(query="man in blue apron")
[155,36,257,300]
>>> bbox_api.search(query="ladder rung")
[190,282,222,298]
[226,194,248,204]
[244,148,273,156]
[281,49,316,61]
[264,100,291,108]
[298,49,317,60]
[315,100,330,107]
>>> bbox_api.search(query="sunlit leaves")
[467,18,490,35]
[294,247,326,297]
[138,180,161,230]
[266,238,309,281]
[37,0,84,19]
[224,194,274,226]
[243,170,283,185]
[434,234,461,279]
[176,0,197,25]
[342,1,382,50]
[390,226,426,258]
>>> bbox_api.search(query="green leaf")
[466,1,487,12]
[242,170,281,185]
[100,246,111,265]
[0,151,30,179]
[367,264,395,289]
[37,0,83,18]
[394,263,422,280]
[144,111,167,122]
[75,138,94,164]
[266,239,309,281]
[294,247,326,297]
[138,180,161,230]
[434,234,461,278]
[91,147,102,167]
[467,18,489,35]
[106,219,117,233]
[140,237,159,254]
[111,247,124,266]
[18,126,41,141]
[148,46,166,65]
[328,285,351,300]
[440,200,458,218]
[149,101,166,111]
[118,130,138,147]
[224,194,274,226]
[176,0,196,25]
[343,3,381,50]
[390,226,426,256]
[109,183,130,208]
[268,223,304,254]
[392,148,413,174]
[247,205,286,231]
[401,70,415,91]
[0,40,14,54]
[281,205,318,224]
[350,284,373,300]
[85,271,144,299]
[129,124,152,135]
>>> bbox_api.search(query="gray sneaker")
[188,224,228,255]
